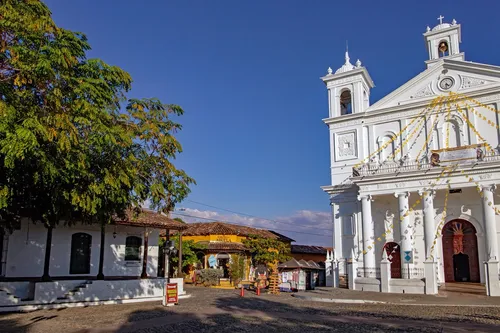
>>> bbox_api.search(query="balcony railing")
[353,150,500,177]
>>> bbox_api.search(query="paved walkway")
[78,307,499,333]
[1,286,500,332]
[295,284,500,306]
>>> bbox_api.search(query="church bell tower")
[424,15,464,67]
[321,48,375,119]
[321,48,375,187]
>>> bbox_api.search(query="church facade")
[322,17,500,295]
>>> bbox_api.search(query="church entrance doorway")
[442,220,480,282]
[383,242,401,278]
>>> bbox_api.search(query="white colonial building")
[0,209,186,310]
[322,17,500,295]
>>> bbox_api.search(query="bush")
[197,269,224,287]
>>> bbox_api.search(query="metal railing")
[357,267,380,278]
[401,267,425,279]
[353,152,500,177]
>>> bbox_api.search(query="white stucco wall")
[103,227,159,277]
[50,225,101,277]
[5,219,46,277]
[4,220,160,279]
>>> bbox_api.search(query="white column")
[482,185,499,261]
[420,189,436,260]
[358,194,375,269]
[331,202,342,261]
[395,192,411,277]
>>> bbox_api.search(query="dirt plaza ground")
[1,286,500,333]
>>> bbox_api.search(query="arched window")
[438,40,449,57]
[377,133,396,161]
[340,90,352,115]
[443,119,461,148]
[70,233,92,274]
[125,236,142,261]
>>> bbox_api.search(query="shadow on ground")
[1,290,500,332]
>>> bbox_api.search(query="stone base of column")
[485,261,500,297]
[424,260,438,295]
[348,261,358,290]
[333,261,340,288]
[380,259,391,293]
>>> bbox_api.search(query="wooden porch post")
[141,229,149,279]
[164,229,170,278]
[42,225,53,281]
[177,231,183,277]
[97,224,105,280]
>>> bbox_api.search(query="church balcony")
[350,145,500,196]
[352,145,500,178]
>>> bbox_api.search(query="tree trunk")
[97,224,105,280]
[42,225,53,281]
[164,229,170,280]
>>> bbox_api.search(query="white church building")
[322,16,500,296]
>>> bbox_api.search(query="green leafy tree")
[228,254,245,285]
[0,1,194,279]
[243,235,291,266]
[159,235,206,275]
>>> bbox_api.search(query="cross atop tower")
[437,15,444,25]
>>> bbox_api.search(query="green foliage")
[197,269,224,287]
[0,1,195,230]
[169,235,206,269]
[173,217,186,223]
[228,254,245,285]
[243,235,291,266]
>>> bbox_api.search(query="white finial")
[345,40,350,62]
[335,41,355,74]
[426,26,431,32]
[452,19,457,25]
[327,67,332,75]
[382,250,388,260]
[355,59,361,68]
[437,15,444,25]
[326,250,331,261]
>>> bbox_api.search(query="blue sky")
[44,0,500,246]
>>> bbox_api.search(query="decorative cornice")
[323,89,500,129]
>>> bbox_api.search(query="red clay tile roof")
[167,222,283,239]
[278,258,323,270]
[113,209,187,230]
[291,245,328,255]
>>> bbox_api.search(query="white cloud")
[172,208,333,247]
